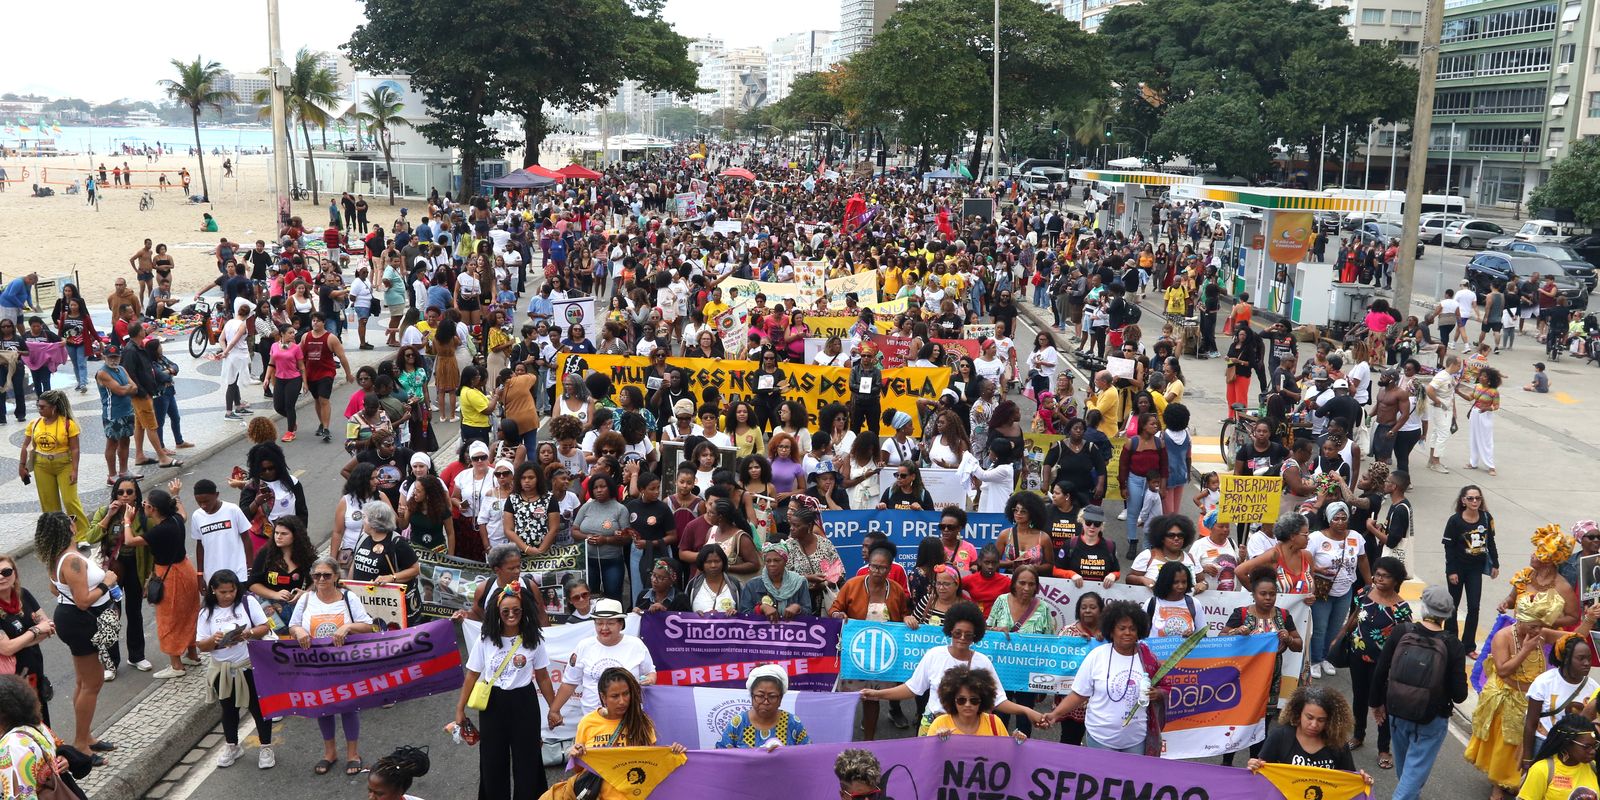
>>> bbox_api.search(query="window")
[1442,3,1557,42]
[1393,40,1420,56]
[1589,92,1600,118]
[1465,128,1541,153]
[1392,10,1422,25]
[1361,8,1386,23]
[1561,1,1580,22]
[1548,129,1566,149]
[1560,44,1576,63]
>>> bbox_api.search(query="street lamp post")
[1515,132,1532,220]
[990,0,1001,187]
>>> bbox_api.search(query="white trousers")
[1468,409,1494,470]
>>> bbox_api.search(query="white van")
[1513,219,1577,244]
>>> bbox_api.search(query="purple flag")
[640,612,842,692]
[248,619,463,718]
[648,735,1361,799]
[643,685,859,749]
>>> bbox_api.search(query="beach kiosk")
[1068,169,1201,236]
[1168,185,1392,328]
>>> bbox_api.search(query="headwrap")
[1556,633,1590,665]
[1533,523,1577,565]
[1324,501,1350,521]
[889,410,913,430]
[1515,591,1565,625]
[746,663,789,694]
[760,542,788,560]
[1575,520,1600,539]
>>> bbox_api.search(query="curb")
[76,670,221,799]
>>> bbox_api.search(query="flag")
[16,120,29,133]
[956,163,972,180]
[1257,764,1372,800]
[643,685,859,749]
[578,747,686,798]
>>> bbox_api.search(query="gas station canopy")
[1170,184,1391,213]
[1068,169,1201,187]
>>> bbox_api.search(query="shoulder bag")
[467,635,521,711]
[146,564,172,606]
[570,721,626,800]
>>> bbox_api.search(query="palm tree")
[1070,97,1115,155]
[356,86,405,206]
[158,57,236,203]
[254,48,339,205]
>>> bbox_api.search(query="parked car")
[1512,219,1578,244]
[1442,219,1505,249]
[1486,241,1597,290]
[1465,252,1590,310]
[1017,173,1053,192]
[1561,234,1600,268]
[1315,213,1342,235]
[1418,213,1471,243]
[1358,222,1425,258]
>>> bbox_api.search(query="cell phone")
[218,625,246,646]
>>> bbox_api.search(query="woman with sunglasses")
[877,462,933,511]
[454,582,556,800]
[1518,714,1600,800]
[1127,513,1200,589]
[123,484,201,679]
[1443,484,1499,658]
[345,501,421,627]
[0,554,55,727]
[86,476,152,676]
[248,516,314,628]
[289,556,377,776]
[926,665,1029,741]
[197,569,273,769]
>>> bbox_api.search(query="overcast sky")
[1,0,839,105]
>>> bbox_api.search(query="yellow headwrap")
[1533,523,1576,565]
[1515,591,1565,625]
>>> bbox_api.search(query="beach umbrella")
[556,164,601,180]
[719,167,756,181]
[523,164,563,180]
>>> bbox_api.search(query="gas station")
[1068,169,1201,236]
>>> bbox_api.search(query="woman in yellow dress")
[924,665,1027,742]
[1465,591,1561,798]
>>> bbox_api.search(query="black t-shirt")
[1317,395,1362,434]
[0,589,45,680]
[357,447,415,506]
[1350,490,1385,561]
[1045,504,1080,556]
[249,548,308,594]
[247,250,273,281]
[1256,724,1354,771]
[350,533,420,622]
[146,516,188,565]
[317,283,341,317]
[627,497,675,550]
[1385,498,1412,549]
[1234,442,1288,476]
[880,487,934,510]
[1061,535,1120,583]
[1268,334,1296,364]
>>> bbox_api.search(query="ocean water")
[6,125,277,155]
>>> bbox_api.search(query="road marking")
[1554,391,1579,405]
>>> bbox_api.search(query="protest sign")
[820,510,1006,575]
[1584,553,1600,604]
[965,323,996,340]
[249,619,462,718]
[712,304,750,356]
[839,619,1095,694]
[793,260,827,307]
[416,545,585,618]
[1106,435,1127,500]
[546,297,598,343]
[1106,355,1137,381]
[712,220,742,235]
[672,192,701,220]
[749,494,777,544]
[642,685,859,749]
[342,580,408,630]
[557,354,948,437]
[827,271,878,305]
[1218,474,1283,524]
[639,612,843,692]
[868,334,916,368]
[1035,578,1314,701]
[874,467,966,509]
[1018,433,1060,493]
[643,735,1368,798]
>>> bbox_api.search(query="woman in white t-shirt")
[1306,502,1369,673]
[1187,524,1241,593]
[349,266,376,350]
[1144,561,1208,637]
[288,556,378,776]
[547,600,655,721]
[859,601,1046,734]
[1045,602,1159,753]
[813,336,852,367]
[452,583,557,800]
[1027,331,1059,397]
[196,570,273,769]
[974,339,1007,388]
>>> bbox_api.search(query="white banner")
[1035,578,1313,702]
[713,220,743,235]
[642,685,860,750]
[877,466,967,509]
[546,297,599,343]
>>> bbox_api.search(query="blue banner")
[838,619,1096,694]
[820,510,1006,575]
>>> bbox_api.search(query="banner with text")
[819,510,1006,576]
[342,581,408,630]
[639,612,842,692]
[642,685,859,749]
[249,619,463,718]
[557,354,948,437]
[416,545,585,618]
[547,297,599,343]
[1218,475,1283,524]
[644,736,1369,798]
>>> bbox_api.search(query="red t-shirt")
[961,571,1012,616]
[300,330,336,381]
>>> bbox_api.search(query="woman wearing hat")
[805,461,850,510]
[548,598,655,726]
[661,399,697,443]
[739,544,812,621]
[1465,592,1571,799]
[716,664,812,749]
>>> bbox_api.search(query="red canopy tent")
[719,167,757,181]
[523,164,563,180]
[557,164,601,180]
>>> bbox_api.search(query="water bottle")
[109,585,124,603]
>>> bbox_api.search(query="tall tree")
[1529,137,1600,223]
[356,86,405,206]
[158,57,236,202]
[253,48,340,204]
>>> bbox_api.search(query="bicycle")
[139,191,155,211]
[186,300,227,358]
[1217,405,1268,463]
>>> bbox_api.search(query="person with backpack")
[1370,585,1469,800]
[1197,268,1222,359]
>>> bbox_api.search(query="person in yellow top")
[19,390,88,533]
[1138,247,1155,272]
[1087,372,1128,441]
[702,288,729,324]
[882,265,904,298]
[1517,714,1600,800]
[458,365,492,446]
[1164,282,1189,316]
[941,267,965,299]
[568,668,685,800]
[926,665,1029,741]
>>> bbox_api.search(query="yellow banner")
[578,746,687,799]
[557,354,947,437]
[1218,474,1284,524]
[1257,763,1372,800]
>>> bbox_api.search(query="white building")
[837,0,898,58]
[768,30,836,103]
[694,47,768,115]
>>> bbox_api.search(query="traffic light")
[1105,130,1114,139]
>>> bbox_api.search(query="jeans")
[153,389,185,447]
[0,362,25,419]
[1124,474,1150,555]
[66,344,87,388]
[1446,567,1485,653]
[1199,309,1218,354]
[1390,715,1449,800]
[1309,587,1351,664]
[589,555,628,604]
[1032,282,1049,308]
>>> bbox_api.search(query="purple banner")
[640,612,842,692]
[647,735,1363,799]
[248,619,464,717]
[643,685,859,749]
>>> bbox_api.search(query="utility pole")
[267,0,291,232]
[1341,125,1349,187]
[1318,125,1326,190]
[1392,0,1446,317]
[1364,122,1374,190]
[990,0,1001,189]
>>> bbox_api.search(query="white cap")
[468,441,491,458]
[1331,378,1349,389]
[409,452,432,469]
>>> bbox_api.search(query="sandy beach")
[0,152,415,302]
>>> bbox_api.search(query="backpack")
[1126,304,1143,324]
[1144,595,1198,634]
[1385,624,1448,722]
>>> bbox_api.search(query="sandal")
[135,459,158,466]
[313,759,334,775]
[345,758,363,776]
[1378,753,1393,770]
[1346,738,1363,751]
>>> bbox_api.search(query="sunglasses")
[569,592,591,601]
[1463,495,1482,502]
[1164,531,1186,539]
[495,471,512,477]
[953,696,982,706]
[939,523,960,531]
[0,568,14,579]
[311,573,337,580]
[472,455,489,462]
[896,472,911,479]
[1083,520,1103,527]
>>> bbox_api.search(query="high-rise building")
[1426,0,1593,209]
[695,47,769,115]
[768,30,836,103]
[837,0,898,58]
[226,72,272,105]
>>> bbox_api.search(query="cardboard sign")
[1218,474,1284,524]
[341,580,409,630]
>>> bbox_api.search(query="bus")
[1324,189,1466,218]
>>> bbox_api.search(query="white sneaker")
[151,667,187,679]
[1309,662,1324,679]
[1320,661,1337,674]
[131,659,154,672]
[102,668,116,682]
[1117,509,1127,521]
[216,743,242,768]
[258,746,276,769]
